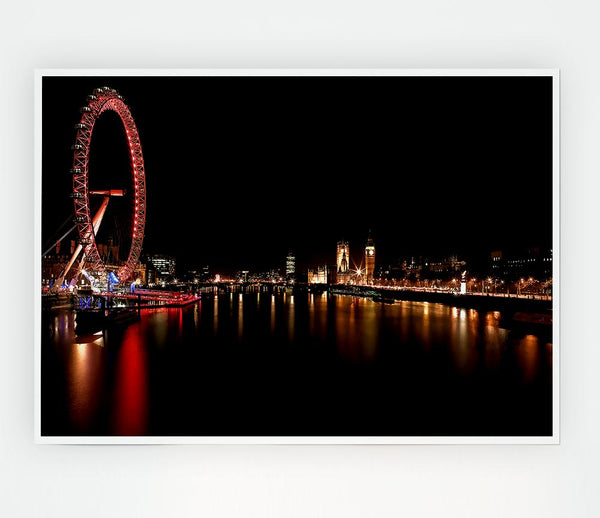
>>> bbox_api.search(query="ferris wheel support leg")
[53,196,112,292]
[68,253,88,289]
[91,195,111,234]
[51,243,83,293]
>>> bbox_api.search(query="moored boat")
[75,308,139,334]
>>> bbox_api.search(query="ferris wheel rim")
[71,86,146,285]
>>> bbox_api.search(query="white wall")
[1,1,599,516]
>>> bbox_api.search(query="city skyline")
[39,72,556,442]
[42,75,553,274]
[139,235,551,287]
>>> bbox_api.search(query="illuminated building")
[236,269,283,283]
[336,240,350,284]
[427,255,466,275]
[147,254,176,284]
[365,231,375,285]
[490,247,552,280]
[460,270,467,294]
[41,239,76,287]
[286,251,296,283]
[97,236,120,265]
[308,266,328,284]
[399,255,467,280]
[146,267,157,286]
[132,262,147,285]
[184,265,211,284]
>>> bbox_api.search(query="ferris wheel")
[53,86,146,291]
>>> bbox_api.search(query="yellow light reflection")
[449,307,478,375]
[213,295,219,335]
[67,340,103,433]
[334,295,378,363]
[271,294,276,335]
[238,295,243,342]
[151,311,168,347]
[288,296,295,342]
[421,302,431,349]
[517,334,540,384]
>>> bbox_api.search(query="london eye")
[51,86,146,292]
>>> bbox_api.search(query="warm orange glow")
[67,339,104,433]
[517,334,540,384]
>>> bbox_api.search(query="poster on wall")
[35,69,559,444]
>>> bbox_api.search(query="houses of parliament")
[335,231,376,285]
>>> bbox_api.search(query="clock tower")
[365,230,375,285]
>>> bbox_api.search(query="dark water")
[41,290,553,436]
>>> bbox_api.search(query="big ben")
[365,230,375,285]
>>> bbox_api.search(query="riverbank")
[329,285,552,316]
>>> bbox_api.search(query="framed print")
[35,69,559,444]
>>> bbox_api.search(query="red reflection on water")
[111,323,148,435]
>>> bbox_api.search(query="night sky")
[42,74,553,275]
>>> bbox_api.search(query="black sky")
[42,75,553,274]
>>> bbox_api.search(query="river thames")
[41,290,553,437]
